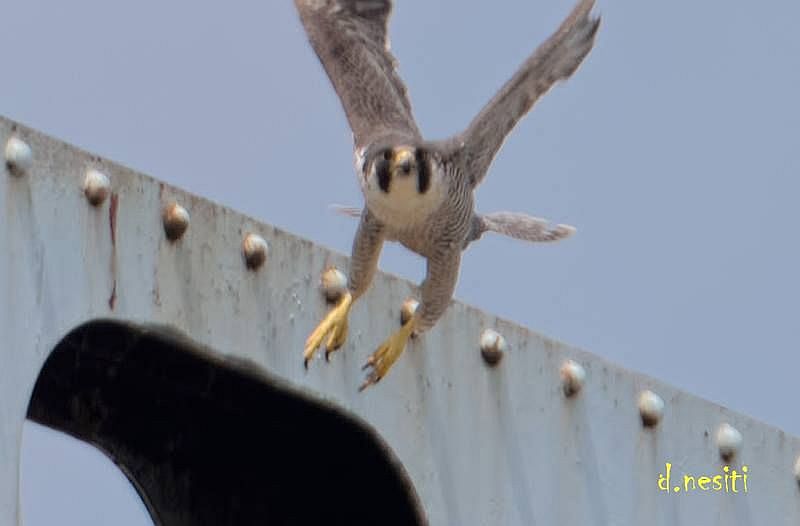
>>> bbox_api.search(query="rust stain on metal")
[109,192,119,246]
[108,192,119,309]
[108,280,117,310]
[152,263,161,306]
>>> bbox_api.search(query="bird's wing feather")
[457,0,600,187]
[294,0,420,148]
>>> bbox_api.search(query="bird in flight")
[296,0,600,390]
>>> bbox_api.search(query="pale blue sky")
[4,1,799,524]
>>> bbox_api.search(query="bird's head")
[370,146,430,195]
[357,143,445,227]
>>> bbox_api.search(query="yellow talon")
[324,315,348,360]
[359,315,416,391]
[304,292,353,367]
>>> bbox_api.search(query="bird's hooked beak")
[390,147,414,177]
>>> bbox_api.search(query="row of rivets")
[475,331,752,463]
[315,267,790,470]
[6,136,269,270]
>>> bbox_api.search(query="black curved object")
[27,320,427,526]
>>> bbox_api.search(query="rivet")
[163,202,189,241]
[400,298,419,326]
[637,390,665,427]
[5,137,32,176]
[716,423,743,461]
[242,233,268,270]
[83,169,111,206]
[479,328,506,366]
[560,359,586,397]
[320,266,347,303]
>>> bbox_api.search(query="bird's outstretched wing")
[294,0,420,148]
[457,0,600,187]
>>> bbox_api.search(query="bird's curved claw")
[359,315,416,391]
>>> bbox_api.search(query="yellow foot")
[304,292,353,367]
[359,315,416,391]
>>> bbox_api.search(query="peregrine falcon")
[296,0,600,390]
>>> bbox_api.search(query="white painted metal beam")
[2,115,799,525]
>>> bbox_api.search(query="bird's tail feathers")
[479,212,575,243]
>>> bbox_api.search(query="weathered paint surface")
[2,114,800,525]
